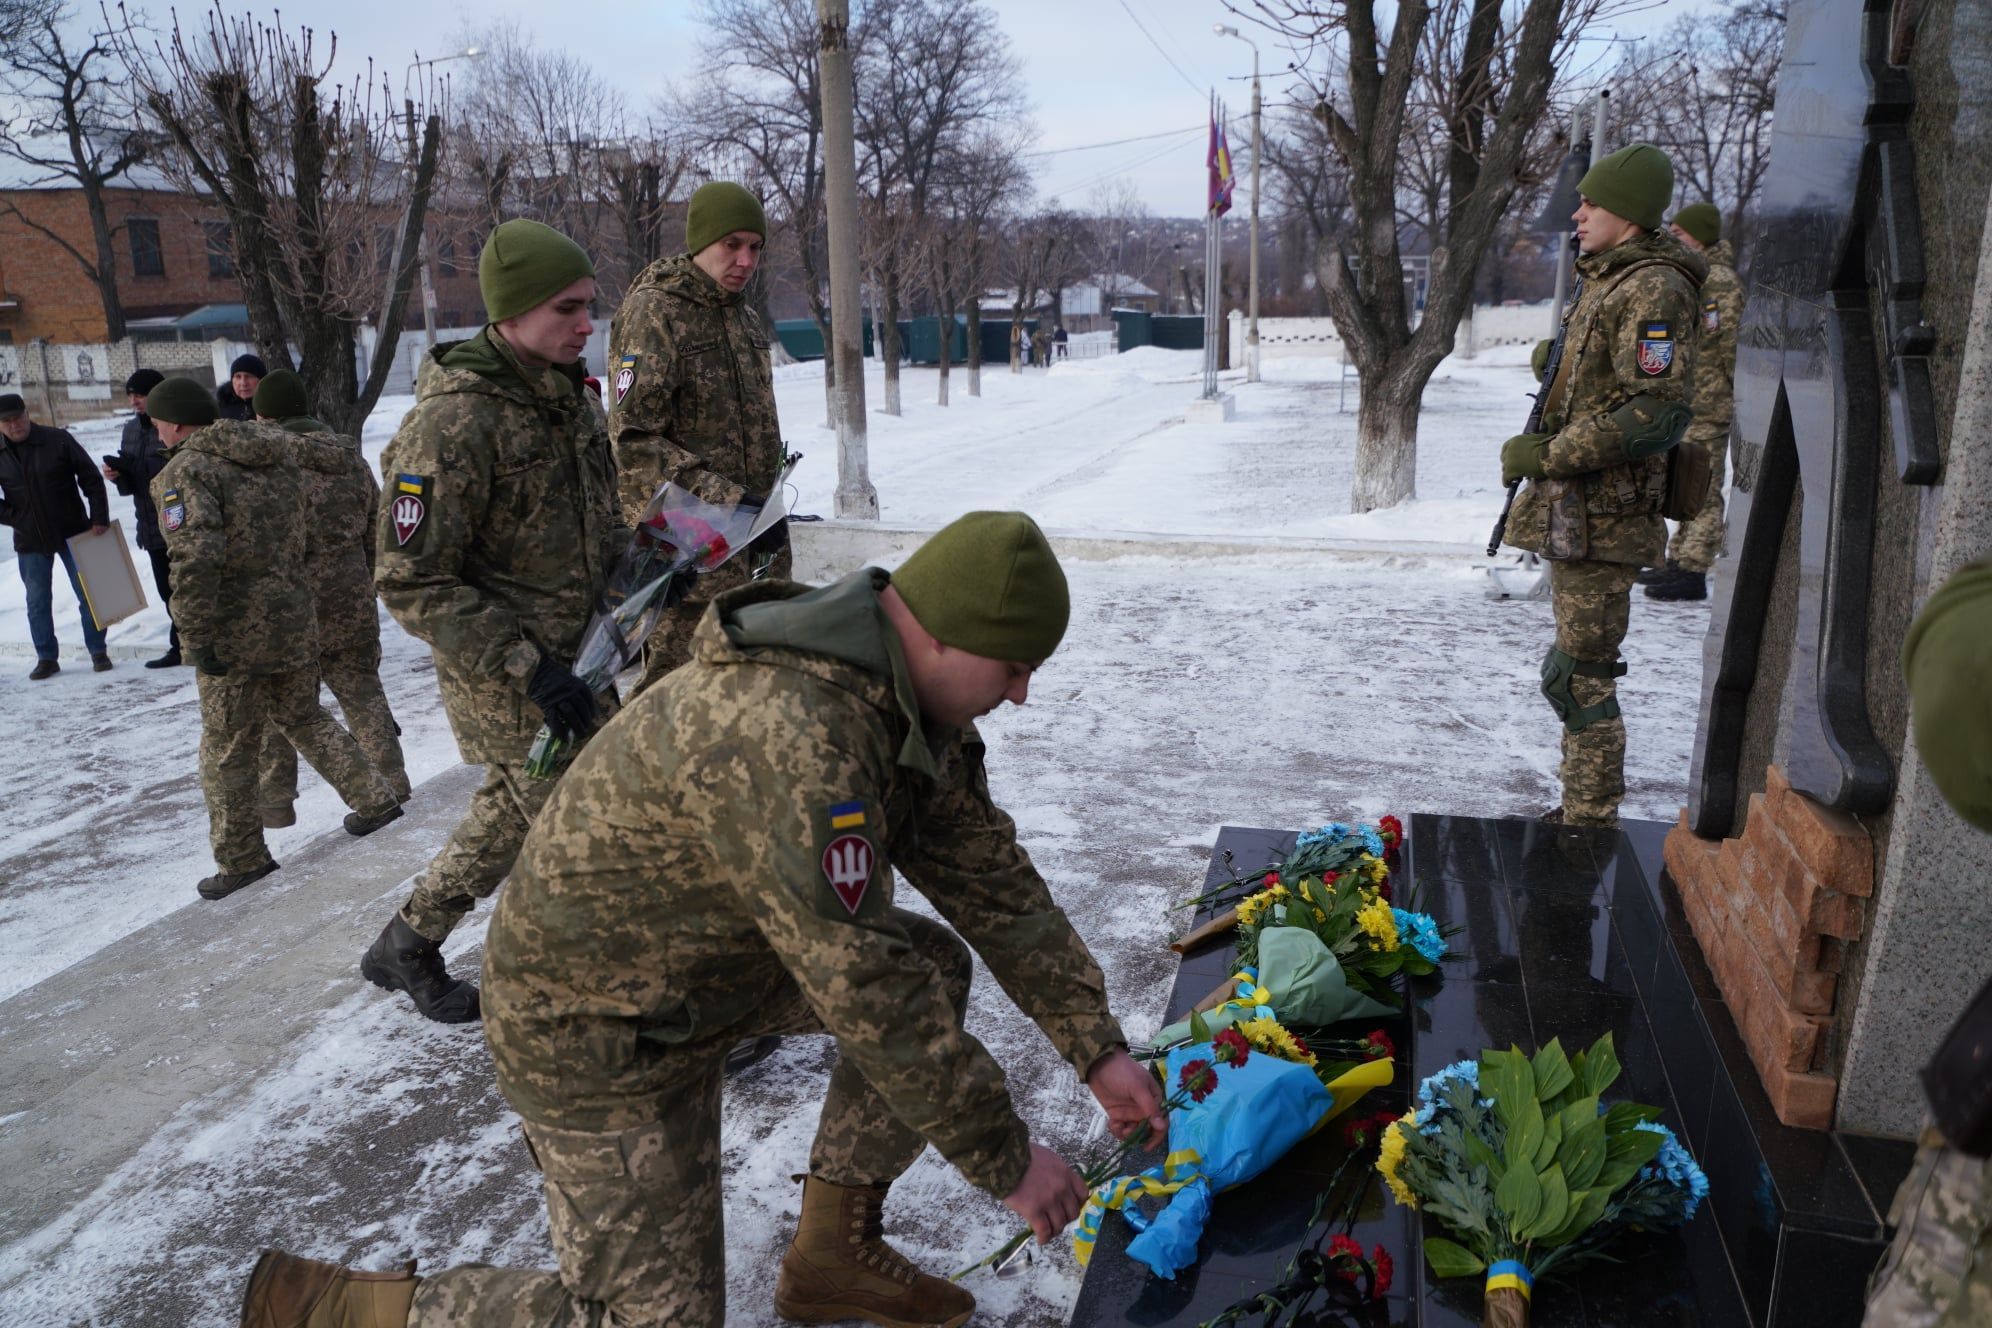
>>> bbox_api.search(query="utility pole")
[818,0,878,518]
[1216,24,1261,383]
[405,48,481,348]
[1551,90,1610,332]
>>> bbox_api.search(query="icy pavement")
[0,349,1716,1326]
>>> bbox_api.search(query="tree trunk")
[936,283,952,407]
[82,182,126,341]
[964,291,981,396]
[1350,366,1424,512]
[879,266,902,416]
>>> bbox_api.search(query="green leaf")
[1372,949,1406,977]
[1402,954,1436,975]
[1541,1183,1613,1246]
[1532,1115,1564,1173]
[1557,1117,1609,1191]
[1463,1130,1501,1177]
[1423,1236,1487,1279]
[1603,1101,1662,1134]
[1581,1033,1622,1097]
[1523,1163,1572,1241]
[1495,1152,1544,1236]
[1594,1127,1666,1194]
[1189,1008,1212,1043]
[1557,1095,1601,1142]
[1506,1097,1545,1171]
[1532,1039,1576,1104]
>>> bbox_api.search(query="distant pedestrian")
[1031,325,1050,366]
[216,353,264,422]
[0,392,112,679]
[103,369,181,668]
[1054,323,1069,359]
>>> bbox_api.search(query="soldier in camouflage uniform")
[142,378,403,901]
[1642,202,1746,601]
[358,220,625,1025]
[1499,144,1706,827]
[243,513,1169,1328]
[609,180,790,699]
[251,370,411,826]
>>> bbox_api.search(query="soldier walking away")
[360,220,624,1025]
[1495,143,1706,827]
[0,392,113,678]
[609,180,790,702]
[1641,202,1744,602]
[251,370,412,828]
[143,378,403,901]
[217,354,263,422]
[243,512,1170,1328]
[104,370,183,668]
[1054,323,1069,359]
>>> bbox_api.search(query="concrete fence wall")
[1228,303,1558,363]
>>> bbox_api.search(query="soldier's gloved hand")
[1003,1143,1091,1244]
[187,643,229,677]
[1531,338,1555,382]
[1501,432,1552,485]
[526,655,597,743]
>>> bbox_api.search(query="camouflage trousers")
[1865,1127,1992,1328]
[631,531,792,699]
[411,910,972,1328]
[257,642,412,814]
[195,668,398,873]
[399,760,566,943]
[1549,560,1638,826]
[1666,427,1728,573]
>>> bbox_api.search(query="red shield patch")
[391,494,426,546]
[821,833,875,915]
[1637,339,1674,377]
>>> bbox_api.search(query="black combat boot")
[725,1036,782,1074]
[92,653,113,672]
[1635,559,1678,586]
[28,659,57,681]
[343,804,404,837]
[199,860,280,900]
[145,647,182,669]
[1643,565,1708,601]
[361,915,480,1023]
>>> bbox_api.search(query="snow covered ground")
[0,348,1714,1326]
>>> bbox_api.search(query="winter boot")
[92,653,113,672]
[726,1035,782,1074]
[145,647,183,669]
[200,860,281,901]
[28,659,57,680]
[343,804,404,837]
[239,1248,418,1328]
[1643,565,1708,601]
[773,1176,974,1328]
[1634,559,1678,587]
[361,915,480,1024]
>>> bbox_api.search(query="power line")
[1022,124,1201,158]
[1115,0,1209,98]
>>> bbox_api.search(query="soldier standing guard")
[358,220,624,1025]
[609,180,790,699]
[251,370,411,827]
[1642,201,1746,602]
[243,513,1170,1328]
[1498,143,1706,827]
[143,378,403,900]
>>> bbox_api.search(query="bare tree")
[127,3,442,436]
[919,127,1027,404]
[1234,0,1631,511]
[1085,181,1164,314]
[997,205,1081,371]
[0,1,151,339]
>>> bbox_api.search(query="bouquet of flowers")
[1152,926,1397,1046]
[524,458,798,778]
[1376,1034,1709,1328]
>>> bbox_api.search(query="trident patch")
[613,354,638,405]
[821,833,875,916]
[391,473,429,546]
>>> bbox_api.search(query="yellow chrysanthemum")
[1356,896,1400,951]
[1236,1015,1316,1066]
[1377,1113,1419,1209]
[1234,884,1286,927]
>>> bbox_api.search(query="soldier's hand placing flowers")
[1087,1047,1170,1145]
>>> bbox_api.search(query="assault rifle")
[1486,322,1570,557]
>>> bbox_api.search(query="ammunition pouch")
[1612,394,1694,462]
[1662,439,1715,521]
[1540,647,1627,733]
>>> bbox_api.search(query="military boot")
[1643,565,1708,601]
[1634,558,1678,587]
[343,804,404,837]
[773,1176,974,1328]
[360,915,480,1024]
[239,1248,418,1328]
[200,860,281,900]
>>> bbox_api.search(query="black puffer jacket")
[216,385,255,421]
[0,422,109,554]
[110,412,171,552]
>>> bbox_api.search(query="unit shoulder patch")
[162,487,184,532]
[1636,320,1675,377]
[613,354,639,406]
[391,473,429,547]
[814,797,883,919]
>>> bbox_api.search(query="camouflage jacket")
[1687,240,1744,450]
[483,570,1126,1198]
[375,328,624,764]
[278,417,381,654]
[1509,228,1707,566]
[607,253,784,521]
[151,420,315,674]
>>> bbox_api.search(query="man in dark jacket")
[103,369,181,667]
[0,393,112,679]
[216,353,264,422]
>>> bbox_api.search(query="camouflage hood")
[702,568,938,777]
[1578,226,1708,292]
[417,327,584,408]
[1705,239,1737,273]
[631,252,740,311]
[179,418,294,469]
[277,414,335,436]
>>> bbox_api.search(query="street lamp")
[1214,23,1261,384]
[403,47,482,348]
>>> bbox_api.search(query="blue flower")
[1359,825,1386,859]
[1296,822,1355,851]
[1393,908,1447,963]
[1412,1060,1485,1132]
[1634,1121,1709,1221]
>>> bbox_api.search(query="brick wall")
[1664,765,1875,1128]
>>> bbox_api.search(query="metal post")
[1551,90,1610,331]
[818,0,878,518]
[1247,55,1261,383]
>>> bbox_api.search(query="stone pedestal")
[1184,394,1234,424]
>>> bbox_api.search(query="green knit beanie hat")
[893,511,1070,663]
[1577,143,1675,231]
[147,376,218,426]
[685,181,768,255]
[1903,560,1992,832]
[479,219,595,323]
[252,368,310,420]
[1672,202,1721,247]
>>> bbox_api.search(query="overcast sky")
[109,0,1716,218]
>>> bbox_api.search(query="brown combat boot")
[239,1249,418,1327]
[773,1176,974,1328]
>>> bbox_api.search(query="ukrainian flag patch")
[828,799,866,830]
[395,473,428,496]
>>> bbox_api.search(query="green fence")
[772,318,875,361]
[1112,309,1204,351]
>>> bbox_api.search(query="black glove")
[659,566,697,610]
[526,655,597,742]
[737,492,767,514]
[188,643,229,676]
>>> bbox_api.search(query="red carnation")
[1263,871,1280,889]
[1323,869,1339,884]
[1291,1033,1312,1058]
[1340,1110,1397,1150]
[1376,878,1393,902]
[1178,1058,1217,1103]
[1371,1244,1394,1297]
[1326,1234,1364,1284]
[1361,1029,1396,1061]
[1379,815,1404,857]
[1211,1026,1252,1067]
